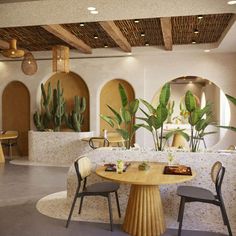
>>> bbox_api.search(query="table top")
[82,136,124,144]
[96,162,196,185]
[0,133,18,140]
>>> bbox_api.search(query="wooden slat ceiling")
[0,13,233,51]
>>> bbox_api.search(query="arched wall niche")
[2,80,30,156]
[151,76,231,149]
[45,71,90,131]
[100,78,135,135]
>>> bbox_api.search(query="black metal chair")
[66,156,121,231]
[177,161,232,236]
[89,137,110,149]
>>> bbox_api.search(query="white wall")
[0,50,236,149]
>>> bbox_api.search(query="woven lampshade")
[52,45,70,73]
[2,39,25,58]
[21,52,37,75]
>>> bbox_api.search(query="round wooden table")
[96,162,196,236]
[0,132,18,163]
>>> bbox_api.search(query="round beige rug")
[36,191,123,224]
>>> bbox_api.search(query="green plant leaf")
[107,105,122,125]
[156,105,168,124]
[159,83,170,107]
[100,114,114,127]
[189,108,201,126]
[129,99,139,114]
[226,94,236,106]
[217,125,236,132]
[116,128,129,140]
[140,99,155,114]
[185,90,196,112]
[121,108,131,123]
[118,83,128,107]
[138,124,153,132]
[139,108,149,118]
[199,131,217,137]
[148,115,161,130]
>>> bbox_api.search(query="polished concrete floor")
[0,162,227,236]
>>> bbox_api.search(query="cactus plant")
[51,80,66,131]
[65,96,86,132]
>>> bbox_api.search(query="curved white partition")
[67,149,236,234]
[28,131,93,165]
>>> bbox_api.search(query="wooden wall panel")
[46,72,90,131]
[2,81,30,156]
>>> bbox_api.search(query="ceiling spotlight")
[227,0,236,5]
[80,23,85,27]
[197,15,203,20]
[87,6,96,11]
[204,49,211,52]
[192,40,196,44]
[194,29,199,34]
[90,10,98,14]
[134,19,140,23]
[145,42,149,46]
[94,35,98,39]
[141,32,145,37]
[104,45,108,48]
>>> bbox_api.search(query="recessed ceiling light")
[227,0,236,5]
[90,10,98,14]
[194,29,199,34]
[197,15,203,20]
[134,19,140,23]
[127,52,132,55]
[94,35,98,39]
[192,40,196,44]
[104,45,108,48]
[204,49,211,52]
[87,6,96,11]
[141,32,145,37]
[80,23,85,27]
[145,42,149,46]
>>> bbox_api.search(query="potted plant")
[100,83,140,149]
[185,90,215,152]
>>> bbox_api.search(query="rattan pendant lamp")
[1,39,25,58]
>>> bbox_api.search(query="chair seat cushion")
[85,182,119,193]
[177,186,215,201]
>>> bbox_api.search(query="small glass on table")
[116,160,124,174]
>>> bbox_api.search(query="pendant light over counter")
[52,45,70,73]
[1,39,25,58]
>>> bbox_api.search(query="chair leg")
[107,193,113,231]
[115,191,121,218]
[178,197,185,236]
[66,192,78,228]
[9,144,12,159]
[78,196,84,214]
[219,201,232,236]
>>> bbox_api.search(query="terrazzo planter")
[28,130,93,165]
[67,149,236,234]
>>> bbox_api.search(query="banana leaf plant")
[218,94,236,132]
[185,90,214,152]
[138,83,172,151]
[100,83,140,149]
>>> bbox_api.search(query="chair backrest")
[89,137,109,149]
[74,156,91,181]
[211,161,225,196]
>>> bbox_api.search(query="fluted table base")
[123,185,166,236]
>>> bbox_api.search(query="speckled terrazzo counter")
[28,131,93,165]
[67,149,236,234]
